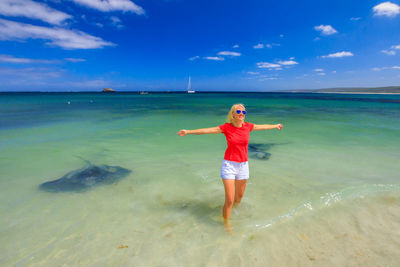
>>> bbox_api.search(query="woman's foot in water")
[224,219,232,235]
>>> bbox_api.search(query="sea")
[1,92,399,266]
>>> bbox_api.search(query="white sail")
[187,76,195,93]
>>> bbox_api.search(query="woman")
[177,104,283,224]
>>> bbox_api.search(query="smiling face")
[226,103,247,124]
[232,105,246,123]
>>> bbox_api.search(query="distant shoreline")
[299,91,400,95]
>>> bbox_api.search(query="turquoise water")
[1,92,400,266]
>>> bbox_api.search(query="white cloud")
[257,62,281,69]
[317,72,326,76]
[188,56,200,61]
[373,2,400,17]
[110,16,124,28]
[381,49,396,55]
[314,37,321,41]
[372,66,400,71]
[253,43,276,49]
[110,16,121,24]
[314,68,324,72]
[0,55,86,64]
[233,44,239,48]
[350,17,361,21]
[277,60,298,65]
[258,77,278,81]
[258,74,277,78]
[0,54,58,63]
[247,71,259,75]
[280,34,284,38]
[65,58,86,62]
[331,70,337,74]
[321,51,354,58]
[72,0,145,14]
[257,59,298,70]
[203,56,224,61]
[0,19,115,49]
[0,0,71,25]
[314,25,338,35]
[379,44,400,55]
[217,51,241,57]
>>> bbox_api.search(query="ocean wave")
[252,183,400,230]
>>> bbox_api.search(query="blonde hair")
[226,103,245,123]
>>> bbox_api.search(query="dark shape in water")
[39,163,131,192]
[252,151,271,160]
[248,143,276,160]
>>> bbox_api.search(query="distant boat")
[187,76,195,93]
[102,88,115,92]
[140,91,149,95]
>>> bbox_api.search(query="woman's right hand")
[178,129,188,136]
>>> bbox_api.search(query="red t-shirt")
[219,122,254,162]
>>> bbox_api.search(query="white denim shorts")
[221,159,249,180]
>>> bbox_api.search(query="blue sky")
[1,0,400,91]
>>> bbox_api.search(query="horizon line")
[1,85,400,94]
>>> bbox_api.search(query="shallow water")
[1,92,400,266]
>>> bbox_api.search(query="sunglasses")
[236,110,247,115]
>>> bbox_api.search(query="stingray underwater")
[39,162,131,193]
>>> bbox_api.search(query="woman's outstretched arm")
[178,127,222,136]
[253,124,283,131]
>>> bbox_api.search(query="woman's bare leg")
[234,179,247,206]
[222,179,235,221]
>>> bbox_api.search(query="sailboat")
[187,76,195,93]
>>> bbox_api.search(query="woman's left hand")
[177,129,188,136]
[276,124,283,130]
